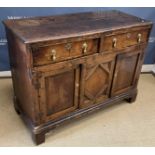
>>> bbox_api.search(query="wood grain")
[3,11,153,145]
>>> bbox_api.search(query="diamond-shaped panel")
[85,64,109,99]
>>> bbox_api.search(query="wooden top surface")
[3,10,152,43]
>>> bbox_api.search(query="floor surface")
[0,74,155,146]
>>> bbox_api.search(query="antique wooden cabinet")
[3,10,153,145]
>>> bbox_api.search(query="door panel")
[39,65,80,122]
[45,71,75,115]
[80,54,115,108]
[111,50,141,96]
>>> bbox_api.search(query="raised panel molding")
[3,11,153,145]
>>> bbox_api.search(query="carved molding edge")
[0,64,155,78]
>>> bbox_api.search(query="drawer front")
[101,30,149,52]
[32,39,99,66]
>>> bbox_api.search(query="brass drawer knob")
[137,33,142,43]
[46,49,57,61]
[82,42,88,54]
[112,38,117,48]
[51,49,56,61]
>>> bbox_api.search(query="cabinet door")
[80,54,115,108]
[111,50,143,96]
[39,65,80,122]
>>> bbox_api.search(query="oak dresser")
[3,10,153,145]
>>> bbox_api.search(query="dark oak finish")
[80,54,115,108]
[3,10,153,145]
[32,39,99,66]
[101,29,149,52]
[111,49,144,96]
[39,65,80,122]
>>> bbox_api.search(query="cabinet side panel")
[5,28,39,125]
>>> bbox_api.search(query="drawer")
[101,30,149,52]
[32,39,99,66]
